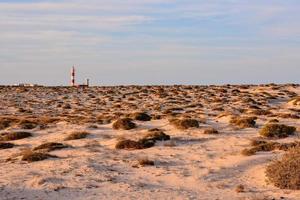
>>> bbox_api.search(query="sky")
[0,0,299,86]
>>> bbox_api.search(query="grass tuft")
[64,131,90,141]
[259,123,296,138]
[112,118,136,130]
[266,148,300,189]
[33,142,69,152]
[0,131,32,141]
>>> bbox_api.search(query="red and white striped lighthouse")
[71,66,75,86]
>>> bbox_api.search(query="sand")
[0,84,299,200]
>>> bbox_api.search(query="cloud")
[0,0,299,85]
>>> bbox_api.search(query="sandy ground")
[0,84,299,200]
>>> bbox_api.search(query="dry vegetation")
[115,139,154,150]
[203,127,219,134]
[21,150,56,162]
[112,118,136,130]
[130,112,152,121]
[169,118,200,129]
[64,131,90,141]
[0,84,299,199]
[138,157,155,166]
[33,142,69,152]
[242,139,300,156]
[259,123,296,138]
[0,142,14,149]
[266,148,300,189]
[230,116,257,129]
[143,129,171,141]
[0,131,32,141]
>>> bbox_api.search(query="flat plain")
[0,84,299,200]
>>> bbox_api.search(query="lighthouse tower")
[71,66,75,86]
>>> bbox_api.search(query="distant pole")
[86,78,90,87]
[71,66,75,86]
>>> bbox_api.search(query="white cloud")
[0,0,299,85]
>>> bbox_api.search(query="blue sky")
[0,0,299,85]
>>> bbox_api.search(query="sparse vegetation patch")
[143,129,171,141]
[112,118,136,130]
[266,148,300,189]
[21,150,56,162]
[131,112,152,121]
[203,127,219,134]
[0,131,32,141]
[242,139,300,156]
[230,116,257,129]
[259,123,296,138]
[33,142,69,152]
[64,131,90,141]
[138,158,155,166]
[115,139,143,150]
[0,142,14,149]
[170,118,199,130]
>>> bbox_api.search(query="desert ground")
[0,84,299,200]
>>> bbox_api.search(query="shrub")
[0,120,11,130]
[64,131,90,141]
[0,131,32,141]
[203,128,219,134]
[268,119,279,123]
[266,148,300,189]
[259,123,296,138]
[112,118,136,130]
[241,148,258,156]
[230,116,257,128]
[250,139,268,146]
[0,142,14,149]
[241,140,279,156]
[18,120,38,129]
[170,118,199,130]
[33,142,69,152]
[115,139,143,150]
[235,184,245,193]
[242,139,300,156]
[278,113,299,119]
[21,151,55,162]
[143,129,170,141]
[137,138,156,148]
[87,124,98,129]
[252,141,279,151]
[138,158,155,166]
[0,116,22,130]
[19,122,37,129]
[115,139,155,150]
[276,142,300,151]
[131,112,152,121]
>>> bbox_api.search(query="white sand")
[0,84,299,200]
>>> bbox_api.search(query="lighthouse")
[70,66,90,88]
[71,66,75,86]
